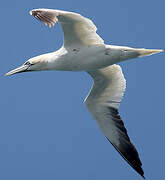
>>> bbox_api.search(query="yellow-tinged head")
[5,54,51,76]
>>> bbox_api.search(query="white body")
[30,43,160,72]
[35,44,139,71]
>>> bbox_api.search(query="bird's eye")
[24,61,31,65]
[24,61,34,66]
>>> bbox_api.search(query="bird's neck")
[35,47,68,71]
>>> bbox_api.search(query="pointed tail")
[136,48,163,57]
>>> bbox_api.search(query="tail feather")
[136,48,163,57]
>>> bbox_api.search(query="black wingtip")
[141,174,145,179]
[136,168,145,179]
[105,107,145,178]
[138,170,145,179]
[106,135,145,178]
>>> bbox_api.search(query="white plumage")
[6,9,163,178]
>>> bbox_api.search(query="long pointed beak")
[5,65,29,76]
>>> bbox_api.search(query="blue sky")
[0,0,165,179]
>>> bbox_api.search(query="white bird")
[6,9,163,178]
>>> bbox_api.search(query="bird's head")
[5,55,48,76]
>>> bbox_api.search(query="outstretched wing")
[30,9,104,47]
[85,64,144,178]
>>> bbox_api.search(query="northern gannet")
[5,9,163,178]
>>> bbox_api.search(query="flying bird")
[6,9,163,178]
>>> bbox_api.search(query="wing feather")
[85,65,144,178]
[30,8,104,47]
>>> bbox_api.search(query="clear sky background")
[0,0,165,180]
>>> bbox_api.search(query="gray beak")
[5,65,29,76]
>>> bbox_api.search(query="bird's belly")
[53,45,123,71]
